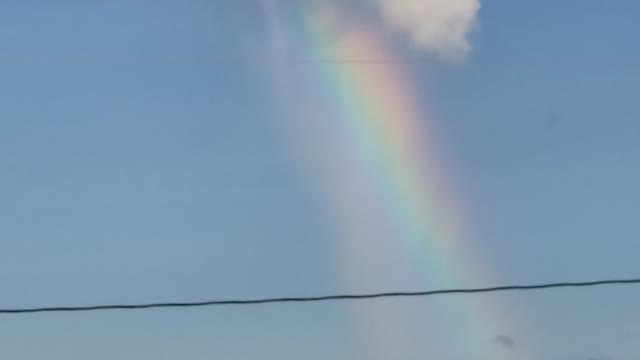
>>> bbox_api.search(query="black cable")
[1,278,639,315]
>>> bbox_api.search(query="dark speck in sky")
[492,335,515,349]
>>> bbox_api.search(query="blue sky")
[1,0,639,359]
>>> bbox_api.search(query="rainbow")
[260,1,532,359]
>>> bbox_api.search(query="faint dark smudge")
[584,356,613,360]
[546,113,559,129]
[492,335,515,349]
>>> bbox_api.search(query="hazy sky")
[1,0,639,359]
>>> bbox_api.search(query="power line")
[0,55,418,65]
[1,278,639,315]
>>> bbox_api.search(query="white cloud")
[372,0,481,60]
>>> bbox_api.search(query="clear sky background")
[1,0,639,359]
